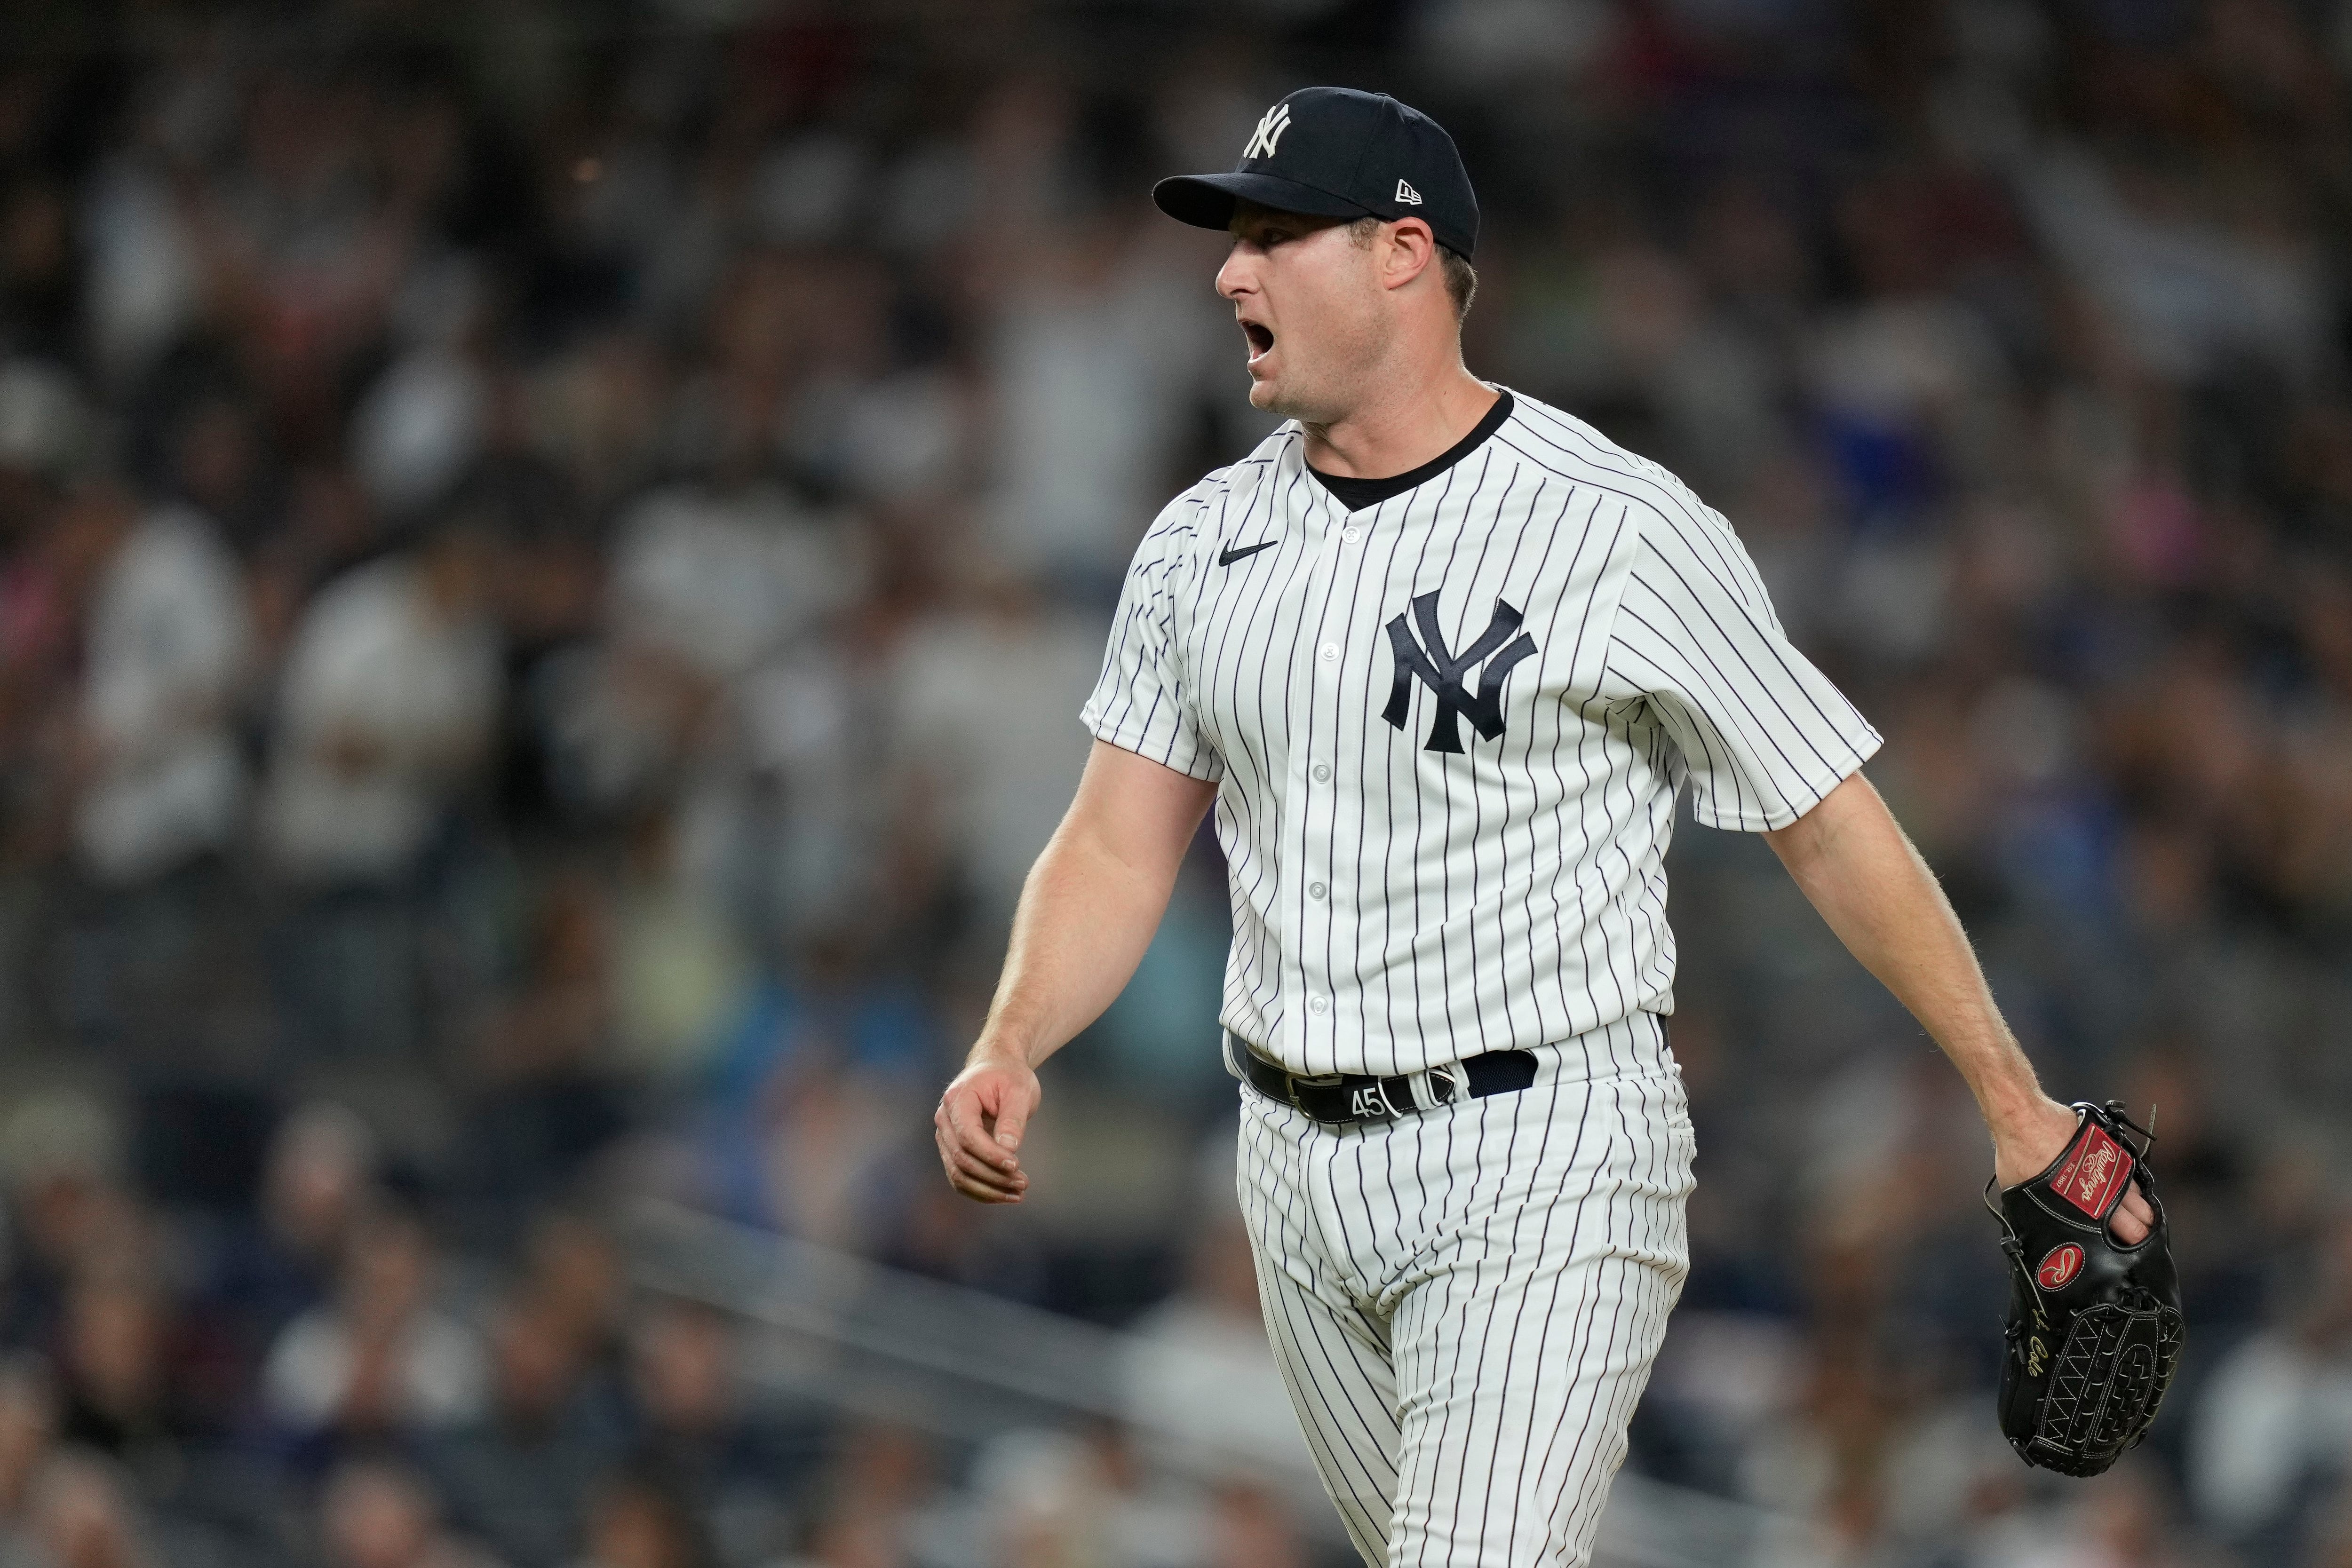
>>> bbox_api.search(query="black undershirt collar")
[1306,390,1515,512]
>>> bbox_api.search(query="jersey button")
[1318,642,1339,662]
[1312,762,1332,782]
[1341,526,1361,543]
[1308,881,1326,900]
[1308,996,1328,1015]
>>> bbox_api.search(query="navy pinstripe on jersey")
[1081,388,1880,1078]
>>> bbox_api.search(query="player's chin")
[1246,361,1295,412]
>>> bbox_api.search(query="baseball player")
[933,86,2154,1565]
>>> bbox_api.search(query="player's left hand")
[1995,1096,2155,1245]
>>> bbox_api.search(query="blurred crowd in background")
[0,0,2350,1564]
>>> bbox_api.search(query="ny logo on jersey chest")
[1381,593,1539,753]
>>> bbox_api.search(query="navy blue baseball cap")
[1153,87,1480,260]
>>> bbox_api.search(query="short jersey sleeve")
[1079,498,1224,782]
[1602,498,1880,831]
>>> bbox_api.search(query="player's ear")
[1380,218,1438,293]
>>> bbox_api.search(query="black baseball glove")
[1986,1101,2184,1477]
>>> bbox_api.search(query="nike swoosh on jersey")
[1218,539,1279,566]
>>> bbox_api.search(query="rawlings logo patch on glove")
[1987,1101,2184,1478]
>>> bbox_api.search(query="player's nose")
[1216,241,1257,300]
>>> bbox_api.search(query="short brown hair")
[1348,216,1478,322]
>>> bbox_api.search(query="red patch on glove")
[2037,1243,2085,1289]
[2048,1123,2134,1219]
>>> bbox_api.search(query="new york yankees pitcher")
[933,86,2154,1565]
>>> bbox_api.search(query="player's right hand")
[935,1050,1040,1204]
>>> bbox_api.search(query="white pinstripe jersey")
[1081,389,1881,1078]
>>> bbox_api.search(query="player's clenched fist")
[934,1051,1039,1204]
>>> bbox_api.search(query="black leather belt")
[1231,1033,1538,1125]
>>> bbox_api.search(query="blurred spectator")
[256,513,502,1059]
[0,359,89,509]
[884,577,1105,937]
[0,1355,56,1555]
[21,1450,153,1568]
[601,814,752,1085]
[699,934,939,1247]
[624,1301,809,1565]
[966,1424,1221,1568]
[224,1101,383,1341]
[0,181,80,366]
[263,1210,486,1453]
[2191,1207,2352,1558]
[350,321,489,527]
[452,879,632,1233]
[1741,1354,1898,1565]
[781,1425,935,1568]
[248,464,381,667]
[524,1215,628,1378]
[68,484,251,885]
[6,478,135,870]
[1119,1191,1314,1488]
[983,215,1224,588]
[1204,1484,1308,1568]
[571,1470,712,1568]
[153,387,278,555]
[604,473,856,700]
[1955,1467,2192,1568]
[423,1291,626,1568]
[53,1277,187,1486]
[321,1457,505,1568]
[258,517,501,886]
[0,1094,139,1350]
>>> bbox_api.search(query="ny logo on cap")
[1243,102,1293,160]
[1381,593,1538,753]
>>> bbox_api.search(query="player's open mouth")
[1242,321,1274,361]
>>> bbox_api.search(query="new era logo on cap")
[1151,86,1480,260]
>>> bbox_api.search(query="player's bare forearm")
[1762,774,2152,1238]
[934,740,1216,1204]
[976,742,1217,1067]
[1762,775,2035,1125]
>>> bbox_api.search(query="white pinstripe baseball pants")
[1235,1013,1695,1568]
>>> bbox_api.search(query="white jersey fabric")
[1081,389,1881,1078]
